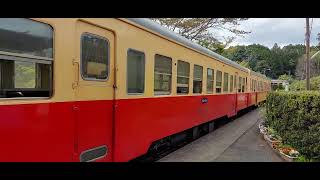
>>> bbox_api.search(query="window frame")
[126,48,146,95]
[242,77,245,92]
[215,70,222,94]
[80,32,110,82]
[230,75,233,92]
[238,76,242,92]
[0,18,54,100]
[206,68,214,94]
[177,60,190,95]
[193,64,203,94]
[223,72,229,93]
[234,75,237,92]
[0,18,54,60]
[154,54,173,95]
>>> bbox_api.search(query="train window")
[154,54,172,95]
[238,77,241,92]
[254,80,256,92]
[206,68,214,94]
[245,77,248,92]
[251,79,253,91]
[253,80,255,91]
[256,80,257,92]
[127,49,145,94]
[223,73,229,93]
[259,81,261,91]
[234,75,237,92]
[242,78,245,92]
[216,70,222,93]
[230,75,233,92]
[0,18,53,99]
[81,33,109,80]
[177,60,190,94]
[193,65,203,94]
[256,81,258,91]
[252,80,254,92]
[0,18,53,58]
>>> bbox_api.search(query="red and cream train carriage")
[0,18,271,162]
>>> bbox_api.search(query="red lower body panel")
[0,102,75,161]
[248,92,257,107]
[0,100,113,162]
[114,94,237,162]
[236,93,248,111]
[0,93,253,162]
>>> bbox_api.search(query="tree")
[222,45,247,62]
[282,44,305,76]
[223,44,306,79]
[245,44,272,74]
[278,74,294,84]
[270,43,286,78]
[150,18,250,52]
[295,49,320,80]
[290,75,320,91]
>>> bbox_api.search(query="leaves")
[150,18,250,52]
[290,75,320,91]
[223,43,320,79]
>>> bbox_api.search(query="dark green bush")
[265,91,320,159]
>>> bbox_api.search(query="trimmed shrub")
[265,91,320,159]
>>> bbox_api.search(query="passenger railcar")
[0,18,271,162]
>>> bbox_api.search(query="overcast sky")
[225,18,320,48]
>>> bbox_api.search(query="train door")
[73,20,115,162]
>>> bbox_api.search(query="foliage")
[290,75,320,91]
[223,43,319,79]
[222,44,273,74]
[278,74,294,84]
[14,61,35,88]
[296,155,313,162]
[265,91,320,160]
[150,18,250,52]
[295,50,320,79]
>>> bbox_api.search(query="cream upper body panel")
[0,18,270,105]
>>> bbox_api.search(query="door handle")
[72,60,79,89]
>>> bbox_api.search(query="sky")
[223,18,320,48]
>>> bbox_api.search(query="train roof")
[125,18,269,80]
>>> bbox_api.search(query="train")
[0,18,271,162]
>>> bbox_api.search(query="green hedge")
[265,91,320,159]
